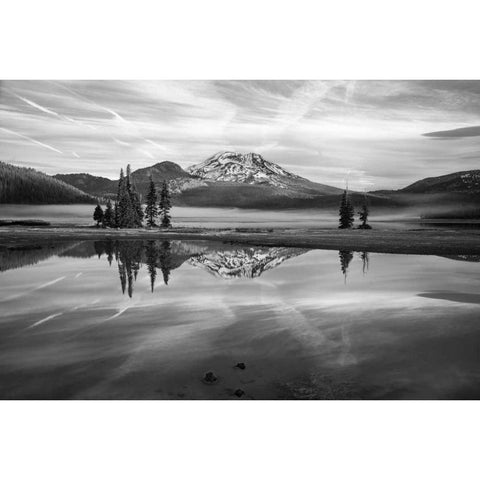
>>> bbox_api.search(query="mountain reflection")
[189,246,309,279]
[84,239,308,297]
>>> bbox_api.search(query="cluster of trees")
[338,190,371,229]
[0,161,94,204]
[93,165,172,228]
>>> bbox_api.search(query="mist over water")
[3,203,477,229]
[1,239,480,399]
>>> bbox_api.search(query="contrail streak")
[27,312,64,329]
[0,276,66,303]
[0,127,63,154]
[13,93,60,117]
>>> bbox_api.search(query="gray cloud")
[423,126,480,138]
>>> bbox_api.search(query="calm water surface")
[1,239,480,399]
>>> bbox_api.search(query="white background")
[1,1,479,479]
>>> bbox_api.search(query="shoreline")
[2,225,480,255]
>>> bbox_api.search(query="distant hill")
[400,170,480,194]
[53,173,117,197]
[370,169,480,219]
[54,161,205,199]
[0,161,96,204]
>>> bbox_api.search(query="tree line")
[0,161,95,204]
[93,165,172,228]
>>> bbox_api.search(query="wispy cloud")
[0,126,63,154]
[1,80,480,189]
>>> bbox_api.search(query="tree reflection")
[158,240,172,285]
[360,252,369,274]
[115,241,143,298]
[338,250,354,283]
[145,240,158,292]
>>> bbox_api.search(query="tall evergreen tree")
[145,176,159,227]
[338,190,354,229]
[358,196,372,229]
[103,199,114,227]
[131,190,144,227]
[93,204,104,227]
[159,180,172,228]
[117,166,137,228]
[113,200,119,228]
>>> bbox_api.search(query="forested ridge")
[0,161,96,204]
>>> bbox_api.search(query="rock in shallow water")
[203,371,218,384]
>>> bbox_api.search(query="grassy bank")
[1,225,480,255]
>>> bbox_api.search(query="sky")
[1,80,479,190]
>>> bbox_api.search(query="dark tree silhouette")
[159,180,172,228]
[116,165,143,228]
[93,204,104,227]
[145,176,159,227]
[338,190,354,229]
[103,199,114,227]
[358,196,372,229]
[339,250,354,282]
[113,200,120,228]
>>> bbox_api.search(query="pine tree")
[358,197,372,229]
[338,190,354,229]
[131,190,144,227]
[103,199,114,227]
[117,166,137,228]
[113,200,119,228]
[93,204,104,227]
[159,180,172,228]
[145,176,158,227]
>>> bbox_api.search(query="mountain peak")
[187,151,298,188]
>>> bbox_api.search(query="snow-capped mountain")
[188,246,309,279]
[187,152,341,194]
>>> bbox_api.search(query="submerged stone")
[203,371,218,384]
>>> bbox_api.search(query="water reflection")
[2,239,480,400]
[0,239,311,297]
[4,239,480,298]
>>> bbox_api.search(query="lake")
[1,238,479,399]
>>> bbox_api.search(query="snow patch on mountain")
[187,152,300,189]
